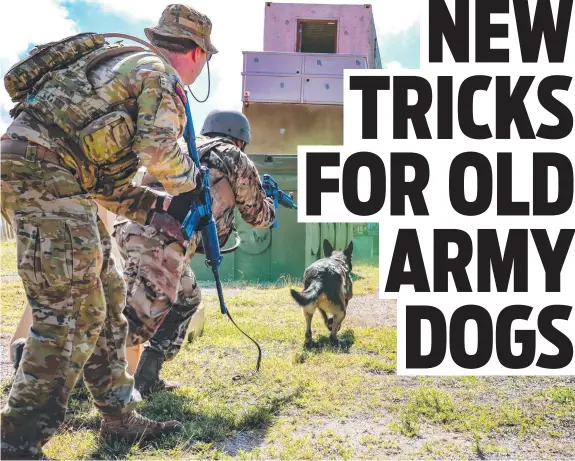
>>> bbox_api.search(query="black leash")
[203,254,262,375]
[225,308,262,374]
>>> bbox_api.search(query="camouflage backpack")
[4,32,152,194]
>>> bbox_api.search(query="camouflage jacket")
[115,135,276,246]
[3,50,198,197]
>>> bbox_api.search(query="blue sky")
[0,0,421,133]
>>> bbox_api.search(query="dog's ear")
[344,241,353,259]
[323,239,334,257]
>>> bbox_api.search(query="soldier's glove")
[167,189,201,224]
[166,169,205,224]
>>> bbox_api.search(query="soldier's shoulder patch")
[174,82,187,105]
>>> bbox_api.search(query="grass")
[0,239,574,459]
[0,279,27,334]
[0,240,17,276]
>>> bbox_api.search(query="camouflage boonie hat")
[145,4,218,55]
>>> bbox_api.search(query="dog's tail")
[290,281,323,306]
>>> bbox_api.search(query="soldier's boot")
[134,348,181,396]
[99,410,183,440]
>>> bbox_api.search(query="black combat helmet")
[200,109,251,145]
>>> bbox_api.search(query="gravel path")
[346,294,396,327]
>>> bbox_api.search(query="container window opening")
[296,20,337,54]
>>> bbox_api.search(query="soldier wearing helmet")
[112,109,275,395]
[1,4,218,458]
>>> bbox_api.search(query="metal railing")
[242,51,368,105]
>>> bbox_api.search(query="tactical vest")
[4,32,155,194]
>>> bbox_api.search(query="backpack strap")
[84,45,146,74]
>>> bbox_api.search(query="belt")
[1,138,65,167]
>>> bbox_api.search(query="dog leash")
[201,257,262,376]
[225,308,262,376]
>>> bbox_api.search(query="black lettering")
[531,229,575,292]
[434,229,473,292]
[476,0,510,62]
[385,229,430,292]
[350,76,390,139]
[429,0,470,62]
[477,229,528,292]
[537,76,573,139]
[514,0,573,63]
[497,152,529,215]
[533,152,574,215]
[390,152,430,216]
[438,76,454,139]
[450,305,493,369]
[496,76,536,139]
[393,77,433,139]
[450,152,493,216]
[536,304,573,369]
[496,305,535,369]
[306,152,340,215]
[406,305,447,369]
[458,76,493,139]
[342,152,386,216]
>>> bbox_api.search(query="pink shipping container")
[200,2,382,282]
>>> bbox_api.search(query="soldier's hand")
[166,169,206,223]
[167,189,200,224]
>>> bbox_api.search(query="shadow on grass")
[303,329,355,354]
[81,381,303,459]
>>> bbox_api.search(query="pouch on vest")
[78,111,135,165]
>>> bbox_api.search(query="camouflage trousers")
[113,220,202,361]
[0,154,139,457]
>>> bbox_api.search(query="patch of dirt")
[346,295,396,327]
[224,413,575,460]
[213,429,268,456]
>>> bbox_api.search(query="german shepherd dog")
[290,239,353,343]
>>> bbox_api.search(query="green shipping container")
[191,154,377,283]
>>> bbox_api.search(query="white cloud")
[0,0,78,134]
[373,0,421,35]
[384,61,404,69]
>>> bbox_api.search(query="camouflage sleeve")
[230,153,276,228]
[130,68,199,195]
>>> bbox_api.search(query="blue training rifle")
[261,174,297,228]
[178,89,264,371]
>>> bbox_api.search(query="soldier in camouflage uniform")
[0,4,217,459]
[113,110,276,395]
